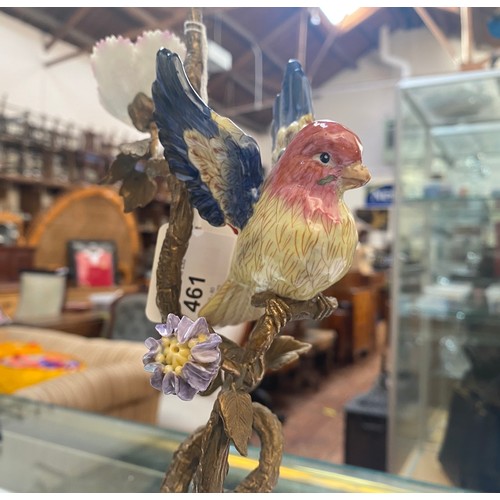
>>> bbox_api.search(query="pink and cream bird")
[152,50,371,327]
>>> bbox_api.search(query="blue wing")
[152,49,264,230]
[271,60,314,164]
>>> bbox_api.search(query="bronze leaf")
[119,138,150,157]
[218,389,253,457]
[220,335,245,357]
[128,92,154,132]
[219,335,244,376]
[145,158,169,178]
[119,170,158,212]
[101,153,136,185]
[264,335,311,371]
[199,369,223,397]
[221,357,241,377]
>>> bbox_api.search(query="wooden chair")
[320,271,383,363]
[15,269,67,320]
[105,292,155,342]
[258,320,337,394]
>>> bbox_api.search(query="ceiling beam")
[460,6,473,66]
[202,10,301,109]
[210,72,280,112]
[308,30,342,83]
[9,7,95,47]
[45,48,89,67]
[44,8,190,67]
[214,71,262,101]
[215,96,276,118]
[120,7,234,39]
[338,7,380,32]
[122,6,159,27]
[308,7,379,83]
[120,8,188,39]
[43,7,232,68]
[208,11,301,109]
[7,6,96,67]
[356,24,378,46]
[297,8,309,70]
[391,6,412,30]
[435,7,460,14]
[216,12,285,73]
[44,7,91,51]
[414,6,459,65]
[208,9,301,91]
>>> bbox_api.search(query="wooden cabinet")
[13,311,106,338]
[0,284,19,318]
[0,246,35,282]
[320,271,385,363]
[0,108,117,223]
[0,283,139,325]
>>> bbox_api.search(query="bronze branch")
[160,293,337,492]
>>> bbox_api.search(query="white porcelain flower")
[91,30,186,126]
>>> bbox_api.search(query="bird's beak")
[341,162,371,190]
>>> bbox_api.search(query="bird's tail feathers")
[199,280,263,327]
[271,59,314,164]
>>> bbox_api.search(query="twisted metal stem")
[155,8,205,320]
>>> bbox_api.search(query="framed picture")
[67,240,118,287]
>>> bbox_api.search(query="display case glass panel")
[0,394,464,493]
[389,69,500,492]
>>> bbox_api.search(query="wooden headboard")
[26,186,141,284]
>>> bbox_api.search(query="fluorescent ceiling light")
[207,39,232,73]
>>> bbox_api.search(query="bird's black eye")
[319,152,330,164]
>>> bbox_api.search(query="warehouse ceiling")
[2,6,500,132]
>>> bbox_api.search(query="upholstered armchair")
[0,325,159,424]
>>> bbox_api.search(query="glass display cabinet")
[389,68,500,491]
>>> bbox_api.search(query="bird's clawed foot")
[252,291,337,323]
[313,293,338,321]
[252,292,292,331]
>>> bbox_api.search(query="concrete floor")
[270,333,384,464]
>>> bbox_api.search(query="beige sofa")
[0,325,160,424]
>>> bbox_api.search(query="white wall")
[0,12,141,144]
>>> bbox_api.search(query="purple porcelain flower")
[143,314,222,401]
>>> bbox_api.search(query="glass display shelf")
[398,70,500,204]
[0,395,462,493]
[399,69,500,128]
[390,68,500,492]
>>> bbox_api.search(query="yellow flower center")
[156,334,207,375]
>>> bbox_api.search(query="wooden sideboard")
[12,311,107,338]
[0,246,35,283]
[0,283,18,318]
[320,271,387,364]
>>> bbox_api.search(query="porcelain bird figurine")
[152,50,371,326]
